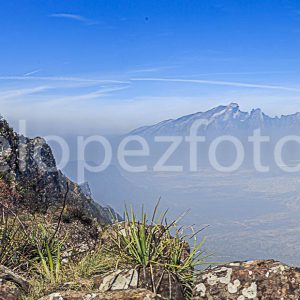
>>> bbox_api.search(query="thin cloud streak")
[0,75,130,105]
[47,85,130,105]
[132,77,300,92]
[192,71,300,76]
[0,86,50,100]
[0,76,128,84]
[129,65,177,74]
[23,69,41,76]
[49,13,98,25]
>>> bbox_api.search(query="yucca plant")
[110,202,211,299]
[162,228,212,299]
[32,225,63,284]
[111,202,169,267]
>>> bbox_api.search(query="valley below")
[79,167,300,265]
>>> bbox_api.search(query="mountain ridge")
[130,103,300,136]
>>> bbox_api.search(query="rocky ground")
[1,259,300,299]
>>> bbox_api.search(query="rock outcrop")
[193,259,300,299]
[94,267,184,299]
[0,265,30,300]
[3,259,298,299]
[39,289,161,300]
[0,116,118,224]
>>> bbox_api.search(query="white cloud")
[49,13,98,25]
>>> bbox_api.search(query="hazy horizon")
[2,1,300,136]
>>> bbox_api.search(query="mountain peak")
[250,108,264,118]
[250,108,262,115]
[227,102,239,110]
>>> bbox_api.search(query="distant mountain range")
[130,103,300,136]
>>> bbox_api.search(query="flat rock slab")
[193,259,300,299]
[39,288,161,300]
[95,267,184,300]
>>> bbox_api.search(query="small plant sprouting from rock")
[110,202,211,298]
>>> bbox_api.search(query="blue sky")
[1,0,300,135]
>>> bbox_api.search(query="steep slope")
[0,116,118,224]
[64,162,154,213]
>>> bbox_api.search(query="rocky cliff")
[0,116,118,224]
